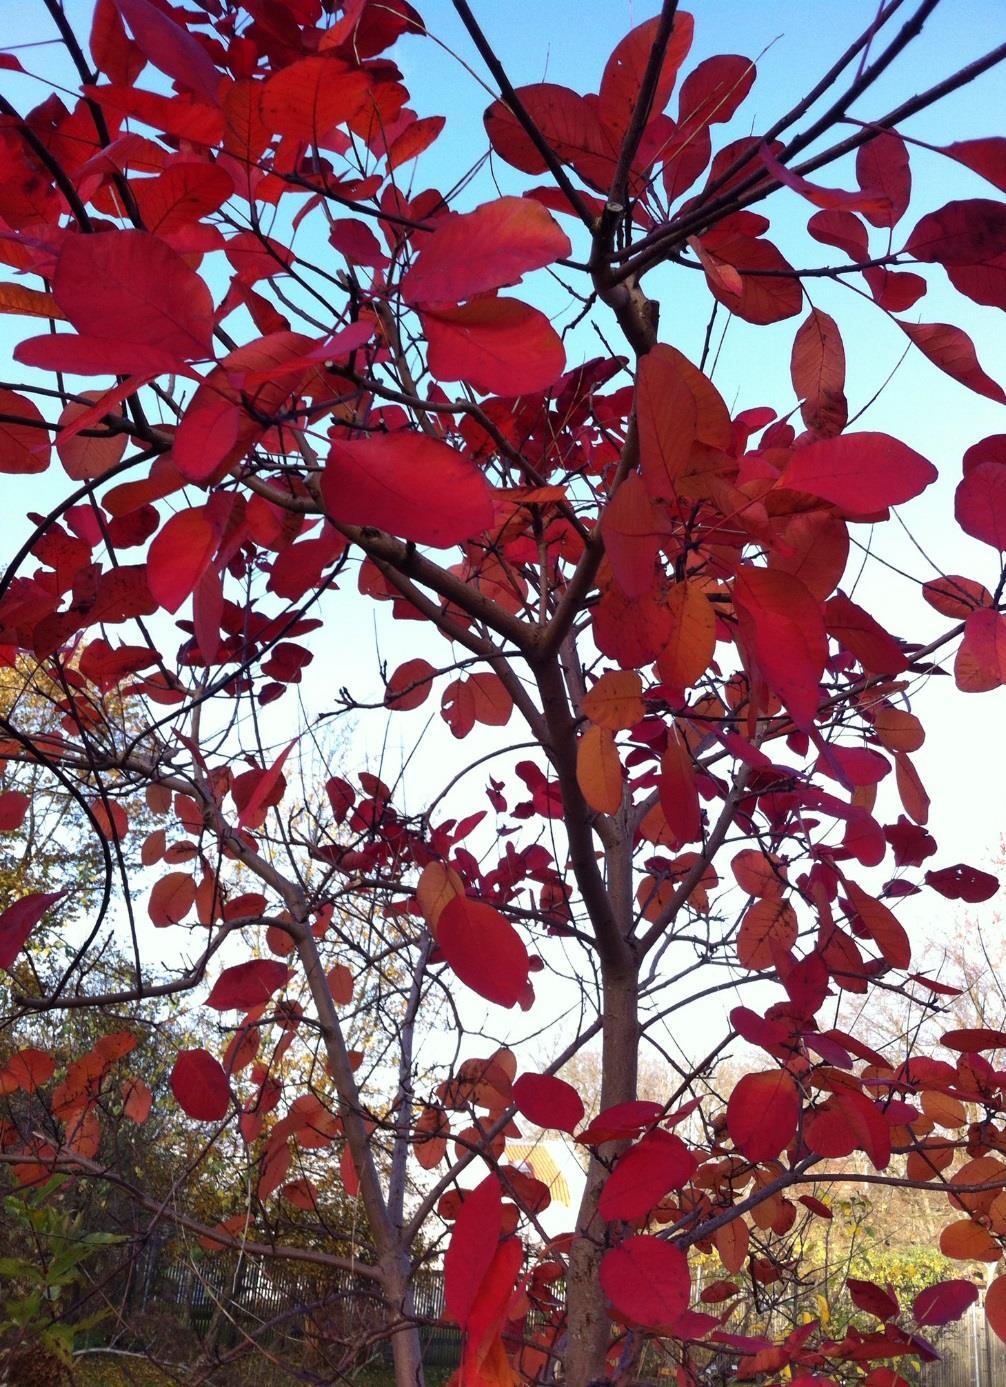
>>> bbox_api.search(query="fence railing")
[122,1247,1006,1382]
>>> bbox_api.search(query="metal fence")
[916,1303,1005,1387]
[126,1249,1006,1381]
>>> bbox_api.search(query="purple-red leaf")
[913,1279,979,1327]
[421,297,565,395]
[598,1129,697,1221]
[956,462,1006,549]
[906,199,1006,265]
[147,509,217,614]
[170,1048,230,1121]
[436,896,529,1008]
[402,197,571,306]
[206,960,292,1012]
[600,1235,691,1330]
[114,0,221,103]
[781,433,936,512]
[899,322,1006,404]
[726,1070,799,1163]
[52,231,214,362]
[511,1073,584,1133]
[856,132,911,229]
[925,864,999,903]
[0,892,65,970]
[324,434,493,548]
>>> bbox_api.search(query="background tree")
[1,3,1006,1386]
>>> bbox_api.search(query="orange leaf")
[791,307,847,436]
[843,881,911,970]
[0,282,65,320]
[715,1216,750,1274]
[939,1218,1001,1261]
[736,898,798,969]
[657,581,716,689]
[576,725,624,814]
[582,670,645,731]
[417,861,465,933]
[986,1273,1006,1343]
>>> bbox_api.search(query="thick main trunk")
[383,1251,424,1387]
[564,968,640,1387]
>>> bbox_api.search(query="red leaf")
[6,1049,56,1094]
[659,728,702,845]
[130,162,234,234]
[323,433,493,548]
[760,142,889,218]
[600,1235,690,1330]
[206,960,291,1012]
[484,83,605,178]
[386,115,446,170]
[422,297,565,395]
[385,658,436,711]
[986,1273,1006,1344]
[825,594,906,674]
[805,1090,891,1169]
[170,1048,230,1121]
[697,230,803,325]
[939,138,1006,193]
[83,82,223,143]
[114,0,221,103]
[577,1100,664,1146]
[122,1077,152,1124]
[0,892,65,970]
[726,1070,799,1163]
[14,333,179,377]
[511,1073,584,1134]
[954,608,1006,693]
[637,344,698,495]
[922,574,991,618]
[597,13,695,145]
[0,791,30,830]
[444,1173,502,1326]
[942,1028,1006,1052]
[402,197,571,306]
[0,389,50,474]
[906,198,1006,265]
[260,57,371,141]
[847,1278,899,1322]
[856,132,911,229]
[843,881,910,970]
[600,474,671,596]
[236,741,295,829]
[781,432,936,512]
[733,568,827,726]
[598,1129,697,1221]
[791,309,847,437]
[678,54,755,129]
[57,391,128,480]
[147,509,217,614]
[437,896,529,1008]
[926,864,999,903]
[863,266,927,312]
[956,462,1006,548]
[913,1279,979,1327]
[807,210,869,260]
[52,231,214,362]
[899,322,1006,404]
[148,871,196,927]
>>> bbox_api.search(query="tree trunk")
[383,1251,425,1387]
[565,967,640,1387]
